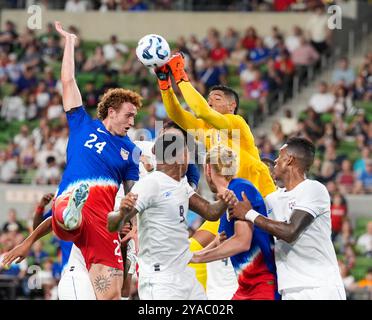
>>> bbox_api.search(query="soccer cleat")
[62,182,90,230]
[154,64,172,90]
[167,52,189,84]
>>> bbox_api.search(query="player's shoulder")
[265,187,283,202]
[224,113,246,124]
[300,179,328,193]
[230,178,262,197]
[132,171,160,190]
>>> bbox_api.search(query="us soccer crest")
[288,200,296,211]
[120,148,129,160]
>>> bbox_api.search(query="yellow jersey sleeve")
[178,82,233,130]
[161,88,206,131]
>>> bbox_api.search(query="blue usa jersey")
[219,178,277,279]
[57,106,140,199]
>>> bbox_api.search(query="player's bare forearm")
[28,217,52,243]
[253,210,314,243]
[32,214,44,231]
[123,180,136,194]
[190,195,227,221]
[192,237,245,264]
[107,211,124,232]
[1,218,52,267]
[107,208,137,233]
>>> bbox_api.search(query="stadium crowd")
[0,4,371,299]
[2,0,342,12]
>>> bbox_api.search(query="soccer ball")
[136,34,171,68]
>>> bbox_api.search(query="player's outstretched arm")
[178,81,232,130]
[189,189,238,221]
[167,53,231,130]
[191,221,253,264]
[155,65,205,131]
[229,192,314,243]
[1,217,52,268]
[55,21,82,112]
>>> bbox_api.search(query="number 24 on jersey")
[84,133,107,154]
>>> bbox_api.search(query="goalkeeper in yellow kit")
[154,53,276,290]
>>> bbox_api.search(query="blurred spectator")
[330,192,348,240]
[332,57,356,88]
[240,60,256,86]
[0,20,18,53]
[241,26,258,50]
[29,240,49,266]
[308,82,335,114]
[356,221,372,257]
[291,36,319,68]
[46,94,64,120]
[303,107,323,141]
[65,0,89,12]
[2,208,24,233]
[260,141,276,161]
[1,87,26,122]
[82,81,100,109]
[268,121,286,150]
[35,141,60,169]
[334,219,356,256]
[353,147,370,178]
[35,156,60,185]
[128,0,149,11]
[279,109,298,136]
[38,258,58,300]
[336,159,355,194]
[285,25,303,53]
[82,46,107,72]
[249,38,270,65]
[357,159,372,194]
[103,35,128,61]
[0,148,18,183]
[16,66,38,93]
[15,125,32,152]
[305,5,330,55]
[196,58,226,95]
[338,260,357,295]
[357,269,372,291]
[222,27,240,53]
[264,26,282,50]
[243,70,268,113]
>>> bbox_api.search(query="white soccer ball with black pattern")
[136,34,171,68]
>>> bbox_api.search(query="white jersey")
[265,179,344,293]
[206,258,238,300]
[131,171,195,276]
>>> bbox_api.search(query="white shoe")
[62,183,89,230]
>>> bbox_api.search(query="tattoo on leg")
[108,267,123,278]
[94,275,111,294]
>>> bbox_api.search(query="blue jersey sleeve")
[231,180,267,216]
[123,145,141,182]
[186,164,200,188]
[66,106,91,132]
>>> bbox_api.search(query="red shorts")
[52,186,123,271]
[232,274,277,300]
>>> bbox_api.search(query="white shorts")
[58,244,96,300]
[281,286,346,300]
[139,266,207,300]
